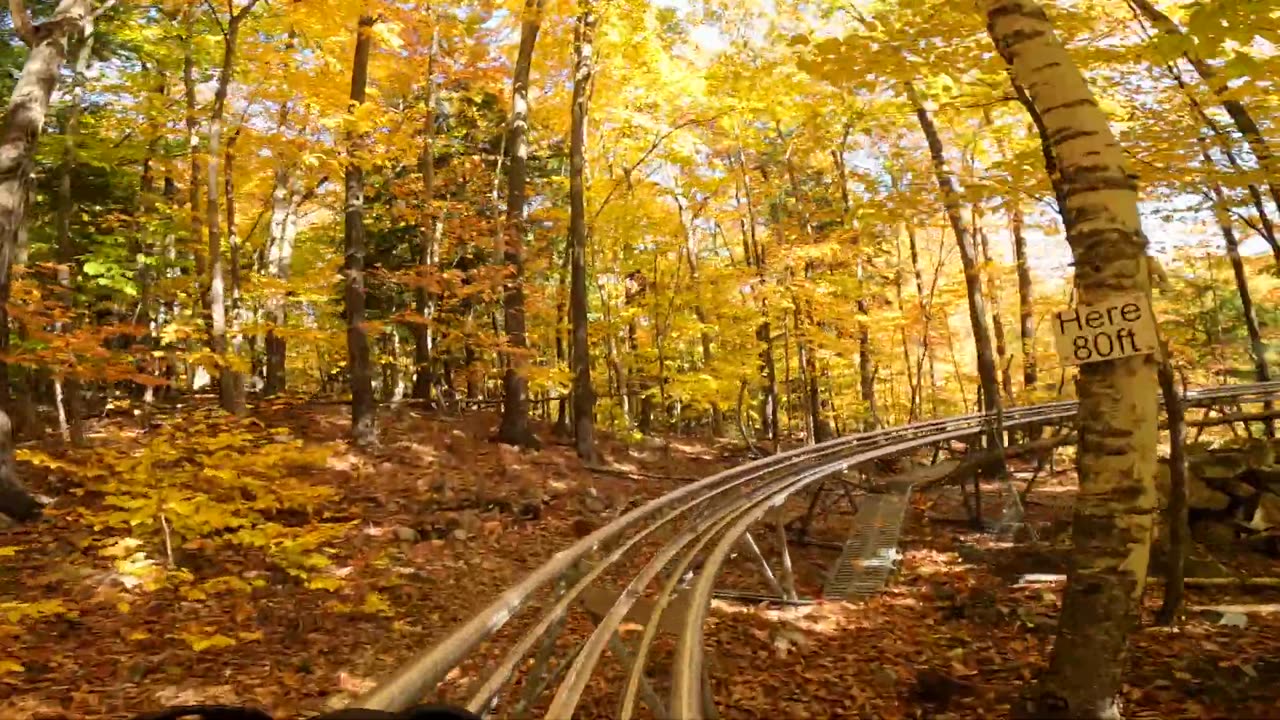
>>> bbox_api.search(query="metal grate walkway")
[822,483,914,600]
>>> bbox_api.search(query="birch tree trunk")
[496,0,544,449]
[264,165,299,396]
[412,17,440,403]
[568,1,598,462]
[345,15,378,446]
[182,3,207,339]
[204,2,257,416]
[0,0,101,519]
[986,2,1160,716]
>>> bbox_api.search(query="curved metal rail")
[350,381,1280,719]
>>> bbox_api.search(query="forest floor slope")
[0,403,1277,719]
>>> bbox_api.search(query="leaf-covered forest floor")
[2,402,1279,719]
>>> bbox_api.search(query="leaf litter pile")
[2,403,1279,719]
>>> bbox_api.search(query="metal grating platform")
[822,484,913,600]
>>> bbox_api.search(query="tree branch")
[9,0,35,45]
[232,0,262,23]
[203,0,228,37]
[91,0,119,21]
[590,113,727,224]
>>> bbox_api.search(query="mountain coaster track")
[350,381,1280,719]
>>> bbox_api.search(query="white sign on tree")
[1053,292,1159,366]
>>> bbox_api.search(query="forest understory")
[2,403,1277,720]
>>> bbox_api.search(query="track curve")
[351,380,1280,718]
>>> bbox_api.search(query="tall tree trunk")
[496,0,544,448]
[857,260,878,430]
[134,74,164,405]
[987,2,1160,717]
[552,242,571,436]
[264,165,299,396]
[802,320,827,440]
[54,32,92,447]
[731,142,776,449]
[183,3,208,339]
[1010,201,1037,393]
[1128,0,1280,219]
[1202,143,1273,434]
[674,195,721,435]
[835,131,877,429]
[412,17,440,402]
[908,83,1001,414]
[894,245,918,422]
[757,320,778,450]
[906,219,939,416]
[975,216,1013,401]
[0,0,99,516]
[568,1,597,462]
[1155,345,1189,626]
[204,1,257,415]
[345,15,377,446]
[224,126,248,406]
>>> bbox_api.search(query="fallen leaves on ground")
[2,405,1279,719]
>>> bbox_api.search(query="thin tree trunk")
[1156,345,1189,626]
[908,83,1002,415]
[568,1,597,462]
[674,194,721,436]
[835,131,878,429]
[264,165,298,396]
[988,3,1160,717]
[412,17,440,402]
[732,142,777,449]
[134,72,166,394]
[54,32,92,447]
[553,241,571,437]
[204,1,258,415]
[783,309,795,440]
[906,220,939,416]
[224,125,247,407]
[496,0,544,449]
[975,216,1013,401]
[1011,201,1037,393]
[183,3,208,340]
[1202,143,1274,435]
[345,15,378,446]
[759,320,779,451]
[857,265,878,430]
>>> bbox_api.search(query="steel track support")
[774,515,798,602]
[605,631,667,718]
[739,531,786,597]
[796,481,826,542]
